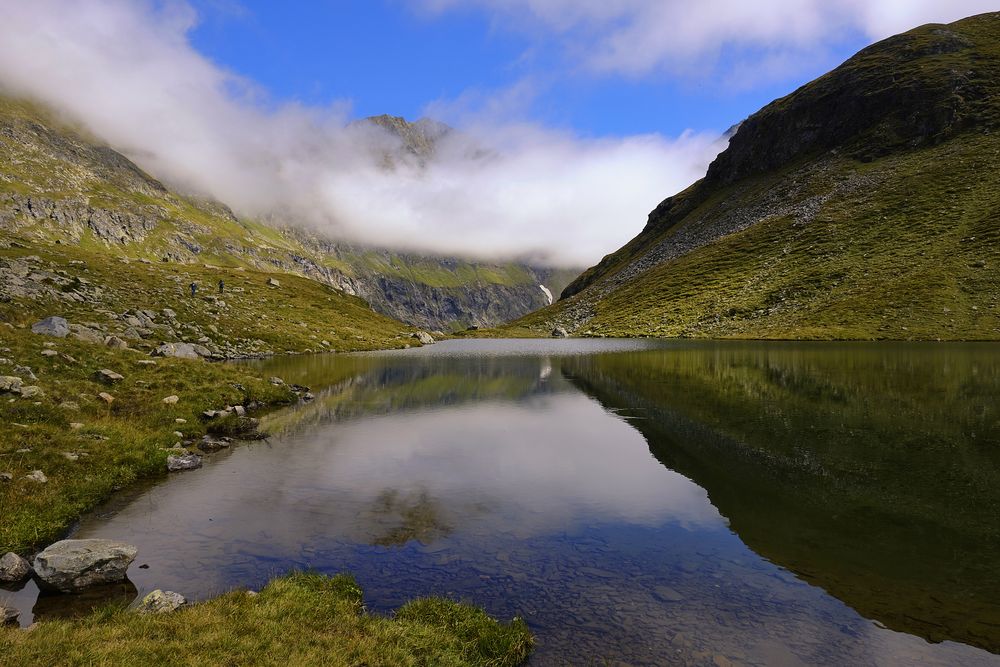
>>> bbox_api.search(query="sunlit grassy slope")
[508,13,1000,341]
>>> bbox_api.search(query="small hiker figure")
[218,279,225,294]
[189,282,197,297]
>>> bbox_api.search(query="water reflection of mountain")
[250,354,566,437]
[562,343,1000,654]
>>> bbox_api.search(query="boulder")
[412,331,435,345]
[551,326,569,338]
[94,369,125,385]
[268,376,285,386]
[104,336,129,350]
[266,277,281,287]
[0,376,23,393]
[152,342,211,360]
[167,453,202,472]
[98,392,115,404]
[12,365,36,380]
[33,539,138,593]
[0,472,12,483]
[136,589,186,614]
[25,470,47,483]
[0,552,32,583]
[19,385,44,399]
[162,395,179,405]
[161,308,176,319]
[31,316,70,338]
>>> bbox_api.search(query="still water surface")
[6,339,1000,665]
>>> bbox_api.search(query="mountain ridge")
[518,12,1000,341]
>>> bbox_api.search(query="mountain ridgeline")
[0,102,577,332]
[516,13,1000,341]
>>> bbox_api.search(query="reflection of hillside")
[563,343,1000,654]
[253,354,560,437]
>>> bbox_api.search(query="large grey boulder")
[0,552,32,583]
[551,326,569,338]
[153,342,211,360]
[34,539,138,593]
[31,316,70,338]
[136,589,186,614]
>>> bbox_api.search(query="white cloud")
[0,0,724,267]
[416,0,998,77]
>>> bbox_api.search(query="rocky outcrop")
[33,539,138,592]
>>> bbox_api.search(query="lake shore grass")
[0,572,533,666]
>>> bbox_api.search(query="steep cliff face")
[0,99,580,331]
[523,13,1000,341]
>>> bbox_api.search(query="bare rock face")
[0,552,32,583]
[31,316,70,338]
[33,539,138,593]
[136,589,186,614]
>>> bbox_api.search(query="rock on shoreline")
[33,539,138,593]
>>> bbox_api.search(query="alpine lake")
[4,339,1000,666]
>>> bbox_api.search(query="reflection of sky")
[71,393,723,578]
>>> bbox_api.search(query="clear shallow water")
[4,339,1000,666]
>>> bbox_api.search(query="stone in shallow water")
[1,606,18,625]
[167,453,202,472]
[34,539,138,593]
[0,552,32,583]
[136,589,187,614]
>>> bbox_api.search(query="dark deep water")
[5,339,1000,665]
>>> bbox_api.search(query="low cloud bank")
[0,1,724,266]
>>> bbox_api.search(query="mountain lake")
[4,339,999,666]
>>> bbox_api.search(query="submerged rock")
[136,589,186,614]
[31,316,70,338]
[34,539,138,593]
[0,552,32,583]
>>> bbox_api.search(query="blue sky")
[186,1,870,138]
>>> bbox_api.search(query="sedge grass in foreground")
[0,572,534,666]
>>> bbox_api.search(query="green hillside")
[509,13,1000,341]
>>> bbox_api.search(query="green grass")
[533,14,1000,341]
[0,572,533,666]
[0,325,297,553]
[512,132,1000,341]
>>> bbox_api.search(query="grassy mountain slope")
[510,13,1000,340]
[0,98,577,331]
